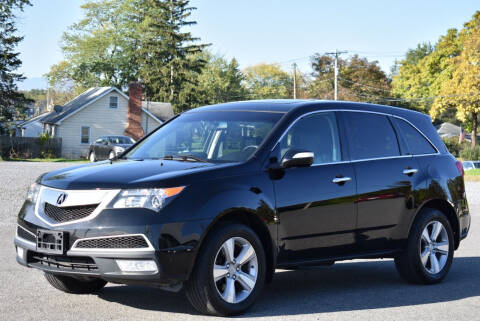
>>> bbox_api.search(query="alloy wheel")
[419,220,449,274]
[213,237,258,304]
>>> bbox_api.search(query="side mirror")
[281,149,314,168]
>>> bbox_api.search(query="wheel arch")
[192,209,276,284]
[411,199,460,250]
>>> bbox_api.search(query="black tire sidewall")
[199,223,266,315]
[410,209,454,283]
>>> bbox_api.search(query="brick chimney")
[124,81,145,141]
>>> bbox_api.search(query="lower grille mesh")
[44,203,98,223]
[75,235,149,249]
[17,226,36,243]
[29,252,98,271]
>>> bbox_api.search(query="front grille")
[17,226,36,243]
[28,251,98,271]
[75,235,149,249]
[44,202,98,223]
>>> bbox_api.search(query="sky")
[15,0,480,90]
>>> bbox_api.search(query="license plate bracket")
[36,229,66,255]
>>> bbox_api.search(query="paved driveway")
[1,161,478,320]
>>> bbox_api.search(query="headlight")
[109,187,185,212]
[26,183,41,203]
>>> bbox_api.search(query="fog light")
[116,259,158,273]
[16,246,25,259]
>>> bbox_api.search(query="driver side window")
[279,112,341,165]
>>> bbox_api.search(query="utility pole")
[293,63,297,99]
[326,49,347,100]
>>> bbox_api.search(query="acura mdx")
[14,100,470,316]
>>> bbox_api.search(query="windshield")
[125,111,284,162]
[110,136,135,144]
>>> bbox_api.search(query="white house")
[16,112,50,137]
[39,84,173,158]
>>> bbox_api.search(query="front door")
[273,112,357,263]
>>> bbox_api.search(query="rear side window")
[393,118,437,155]
[343,112,400,160]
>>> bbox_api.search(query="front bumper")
[15,201,211,285]
[14,232,168,283]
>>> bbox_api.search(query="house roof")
[42,87,125,124]
[436,122,461,137]
[142,101,174,122]
[18,112,50,128]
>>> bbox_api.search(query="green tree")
[21,89,47,115]
[44,61,84,105]
[137,0,208,112]
[60,0,139,89]
[433,30,480,147]
[307,54,390,102]
[0,0,32,134]
[193,53,247,105]
[392,30,461,114]
[243,63,293,99]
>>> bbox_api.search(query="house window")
[81,126,90,144]
[109,96,118,108]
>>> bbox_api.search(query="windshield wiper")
[162,155,209,163]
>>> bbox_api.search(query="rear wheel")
[185,223,266,316]
[395,208,454,284]
[44,273,107,294]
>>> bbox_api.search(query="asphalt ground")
[1,161,478,321]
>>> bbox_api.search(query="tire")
[394,208,454,284]
[108,151,115,160]
[44,273,107,294]
[89,151,96,162]
[185,223,266,316]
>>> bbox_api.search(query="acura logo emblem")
[56,193,67,205]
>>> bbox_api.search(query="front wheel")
[44,273,107,294]
[108,151,116,160]
[394,208,454,284]
[185,223,266,316]
[89,151,96,162]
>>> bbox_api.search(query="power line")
[338,77,391,93]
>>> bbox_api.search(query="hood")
[39,159,224,190]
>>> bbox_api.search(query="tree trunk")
[472,111,478,148]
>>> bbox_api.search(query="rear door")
[340,111,421,252]
[273,112,358,263]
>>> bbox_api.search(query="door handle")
[403,168,418,176]
[332,177,351,184]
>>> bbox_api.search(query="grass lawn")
[3,158,88,163]
[465,168,480,181]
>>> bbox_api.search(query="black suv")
[15,100,470,316]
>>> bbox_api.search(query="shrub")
[442,137,466,157]
[38,133,51,145]
[459,146,480,161]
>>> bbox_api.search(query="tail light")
[456,160,464,176]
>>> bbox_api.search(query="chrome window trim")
[35,185,121,227]
[69,234,155,253]
[271,109,440,165]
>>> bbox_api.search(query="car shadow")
[97,256,480,317]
